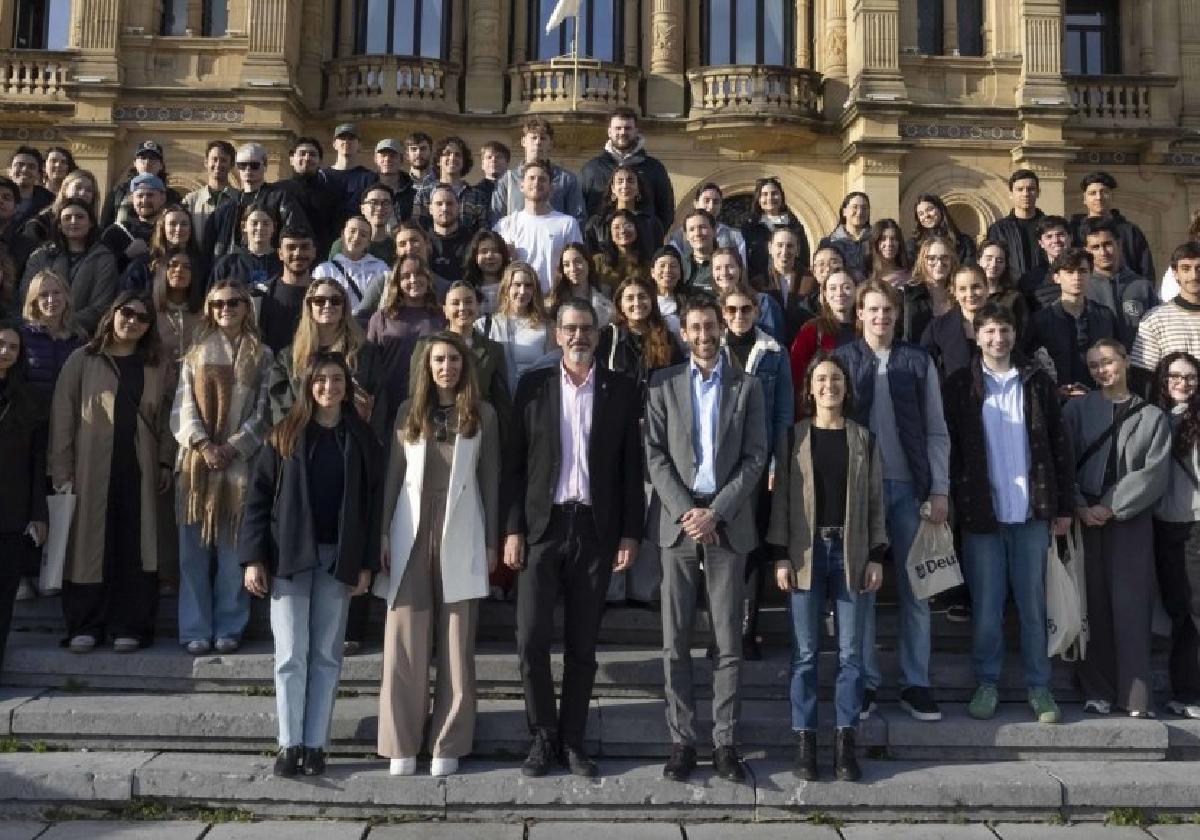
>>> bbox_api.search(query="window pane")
[538,0,564,59]
[734,0,757,64]
[46,0,70,48]
[419,0,442,58]
[1084,31,1101,74]
[762,0,785,65]
[162,0,188,35]
[1064,31,1082,74]
[590,0,614,61]
[707,0,731,64]
[393,0,415,54]
[206,0,228,36]
[364,0,388,53]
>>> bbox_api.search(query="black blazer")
[502,363,644,557]
[0,376,48,536]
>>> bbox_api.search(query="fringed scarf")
[178,331,263,545]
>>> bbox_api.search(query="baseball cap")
[375,138,402,154]
[135,140,164,159]
[129,173,166,193]
[334,123,358,139]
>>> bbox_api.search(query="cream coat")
[48,348,175,585]
[373,401,499,607]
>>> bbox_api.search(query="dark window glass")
[354,0,449,58]
[534,0,622,61]
[1063,2,1118,74]
[15,0,71,49]
[704,0,793,66]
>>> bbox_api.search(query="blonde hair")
[188,279,261,352]
[402,331,482,443]
[912,235,960,291]
[21,269,77,336]
[381,254,439,315]
[496,260,547,325]
[291,278,363,373]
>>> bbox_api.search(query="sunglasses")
[117,305,152,324]
[724,304,755,316]
[235,161,263,170]
[309,295,344,309]
[210,298,244,311]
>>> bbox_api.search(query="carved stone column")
[464,0,505,113]
[623,0,638,66]
[796,0,812,68]
[646,0,684,116]
[846,0,905,98]
[942,0,957,55]
[241,0,291,84]
[1179,0,1200,127]
[1015,0,1068,107]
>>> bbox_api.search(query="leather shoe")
[834,727,861,782]
[302,747,326,776]
[713,745,745,782]
[521,730,557,777]
[560,743,598,778]
[793,730,818,781]
[273,746,303,778]
[662,744,697,782]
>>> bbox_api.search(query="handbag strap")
[1075,401,1148,471]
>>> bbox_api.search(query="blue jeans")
[788,535,867,730]
[962,519,1051,689]
[270,547,352,748]
[862,479,930,690]
[177,522,251,643]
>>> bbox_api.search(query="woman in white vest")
[374,330,499,777]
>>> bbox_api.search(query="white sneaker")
[1083,698,1112,715]
[214,637,240,654]
[15,579,36,601]
[185,640,211,655]
[430,757,459,777]
[68,634,96,653]
[113,637,139,653]
[389,757,417,776]
[1166,699,1200,719]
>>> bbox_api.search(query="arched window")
[161,0,228,36]
[704,0,793,66]
[355,0,449,58]
[14,0,71,49]
[534,0,620,62]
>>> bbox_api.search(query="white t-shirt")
[313,253,390,317]
[494,208,583,294]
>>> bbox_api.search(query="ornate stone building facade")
[2,0,1195,268]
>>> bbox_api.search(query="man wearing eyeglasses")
[202,142,308,264]
[502,298,643,779]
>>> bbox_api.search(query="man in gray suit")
[645,295,767,783]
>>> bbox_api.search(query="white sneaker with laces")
[389,757,417,776]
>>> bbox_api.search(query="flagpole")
[571,7,580,111]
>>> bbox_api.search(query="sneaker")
[1028,688,1061,724]
[968,684,999,720]
[1166,699,1200,720]
[899,686,942,721]
[713,745,746,782]
[859,688,877,721]
[430,757,459,777]
[1129,708,1156,719]
[559,744,598,778]
[389,757,417,776]
[113,637,139,653]
[662,744,697,782]
[15,578,36,601]
[185,640,211,656]
[213,637,239,654]
[945,604,971,623]
[68,634,96,653]
[1083,698,1112,715]
[273,746,303,778]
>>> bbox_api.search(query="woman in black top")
[920,265,988,381]
[241,351,381,778]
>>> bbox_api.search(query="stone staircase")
[2,595,1198,824]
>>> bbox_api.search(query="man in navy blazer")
[501,298,644,778]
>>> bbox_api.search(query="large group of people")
[1,107,1200,788]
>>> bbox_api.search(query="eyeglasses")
[724,305,755,316]
[117,305,152,324]
[362,199,392,207]
[309,295,344,309]
[1167,373,1200,384]
[235,161,262,171]
[209,299,244,311]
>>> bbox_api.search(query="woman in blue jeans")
[240,352,381,777]
[768,351,887,782]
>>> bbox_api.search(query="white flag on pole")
[545,0,581,34]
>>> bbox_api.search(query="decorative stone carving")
[900,122,1022,141]
[113,104,245,123]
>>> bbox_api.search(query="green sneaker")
[1029,688,1061,724]
[968,684,998,719]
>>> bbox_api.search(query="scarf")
[178,330,262,545]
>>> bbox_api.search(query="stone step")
[1,686,1193,762]
[4,750,1200,822]
[1,630,1170,702]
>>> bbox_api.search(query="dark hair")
[445,279,479,301]
[278,224,315,243]
[270,351,356,459]
[912,193,962,241]
[609,106,639,125]
[1050,247,1093,275]
[683,207,716,229]
[51,198,100,252]
[978,238,1017,292]
[481,140,510,162]
[869,218,911,278]
[681,293,721,326]
[86,291,162,364]
[404,131,433,148]
[523,158,553,179]
[971,302,1016,331]
[612,276,675,369]
[800,350,854,418]
[0,175,19,202]
[1036,215,1069,238]
[1154,351,1200,462]
[433,136,473,178]
[837,191,870,227]
[10,146,43,170]
[0,317,26,382]
[1080,171,1118,191]
[748,176,791,224]
[461,229,510,288]
[1171,241,1200,270]
[696,182,723,200]
[1080,217,1120,241]
[599,164,644,214]
[44,146,77,174]
[205,140,235,162]
[289,136,324,159]
[604,208,651,264]
[1008,169,1040,190]
[361,182,394,202]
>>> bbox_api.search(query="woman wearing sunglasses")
[170,280,274,655]
[49,292,174,652]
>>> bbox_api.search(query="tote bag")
[1046,533,1083,658]
[38,491,76,592]
[906,520,963,600]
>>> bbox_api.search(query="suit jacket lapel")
[547,369,563,476]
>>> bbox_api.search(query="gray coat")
[20,242,117,339]
[1063,390,1171,519]
[644,360,767,553]
[768,419,888,592]
[1157,409,1200,523]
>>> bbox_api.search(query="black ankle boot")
[834,727,861,782]
[793,730,818,781]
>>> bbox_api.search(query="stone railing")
[0,51,72,100]
[687,65,823,121]
[324,55,459,112]
[1065,74,1177,128]
[508,60,640,114]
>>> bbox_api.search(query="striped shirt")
[1130,299,1200,371]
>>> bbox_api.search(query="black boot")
[793,730,818,781]
[273,746,303,778]
[834,727,861,782]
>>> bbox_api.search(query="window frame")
[13,0,72,50]
[702,0,795,67]
[353,0,451,59]
[1063,0,1120,75]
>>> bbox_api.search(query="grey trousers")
[1078,509,1155,713]
[661,537,745,748]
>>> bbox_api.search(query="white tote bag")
[1061,520,1089,661]
[1046,533,1082,658]
[38,492,76,593]
[906,520,963,601]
